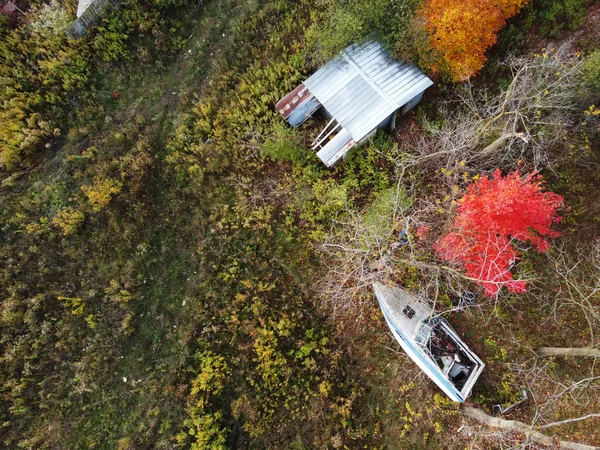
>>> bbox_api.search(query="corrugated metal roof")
[316,128,355,167]
[275,41,433,167]
[304,41,433,143]
[77,0,94,17]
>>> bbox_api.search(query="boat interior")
[417,319,480,393]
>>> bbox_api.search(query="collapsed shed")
[76,0,96,17]
[67,0,118,39]
[276,42,433,167]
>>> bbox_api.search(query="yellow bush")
[52,207,84,235]
[81,177,123,211]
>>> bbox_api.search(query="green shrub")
[363,187,411,240]
[261,122,307,163]
[92,15,134,63]
[28,0,71,37]
[185,412,228,450]
[190,352,231,401]
[0,13,8,35]
[522,0,589,38]
[0,14,90,170]
[306,0,421,63]
[337,132,392,196]
[582,50,600,101]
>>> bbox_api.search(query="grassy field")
[1,0,599,449]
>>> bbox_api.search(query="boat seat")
[449,361,469,378]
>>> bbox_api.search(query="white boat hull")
[379,299,465,402]
[374,282,485,403]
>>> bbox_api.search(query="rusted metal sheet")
[275,83,321,127]
[1,2,23,19]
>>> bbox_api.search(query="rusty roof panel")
[275,83,321,127]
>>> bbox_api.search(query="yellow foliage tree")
[420,0,529,80]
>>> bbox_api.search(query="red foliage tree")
[435,169,563,296]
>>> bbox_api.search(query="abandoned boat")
[372,282,484,402]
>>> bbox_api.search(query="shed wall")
[67,0,119,39]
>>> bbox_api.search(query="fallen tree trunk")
[537,347,600,358]
[462,406,600,450]
[479,132,528,157]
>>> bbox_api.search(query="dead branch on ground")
[403,45,582,173]
[537,347,600,358]
[462,406,600,450]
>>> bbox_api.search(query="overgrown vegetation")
[1,0,599,449]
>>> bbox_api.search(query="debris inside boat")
[372,282,485,402]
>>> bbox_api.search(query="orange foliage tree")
[419,0,529,81]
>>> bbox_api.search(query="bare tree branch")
[539,413,600,429]
[404,45,583,173]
